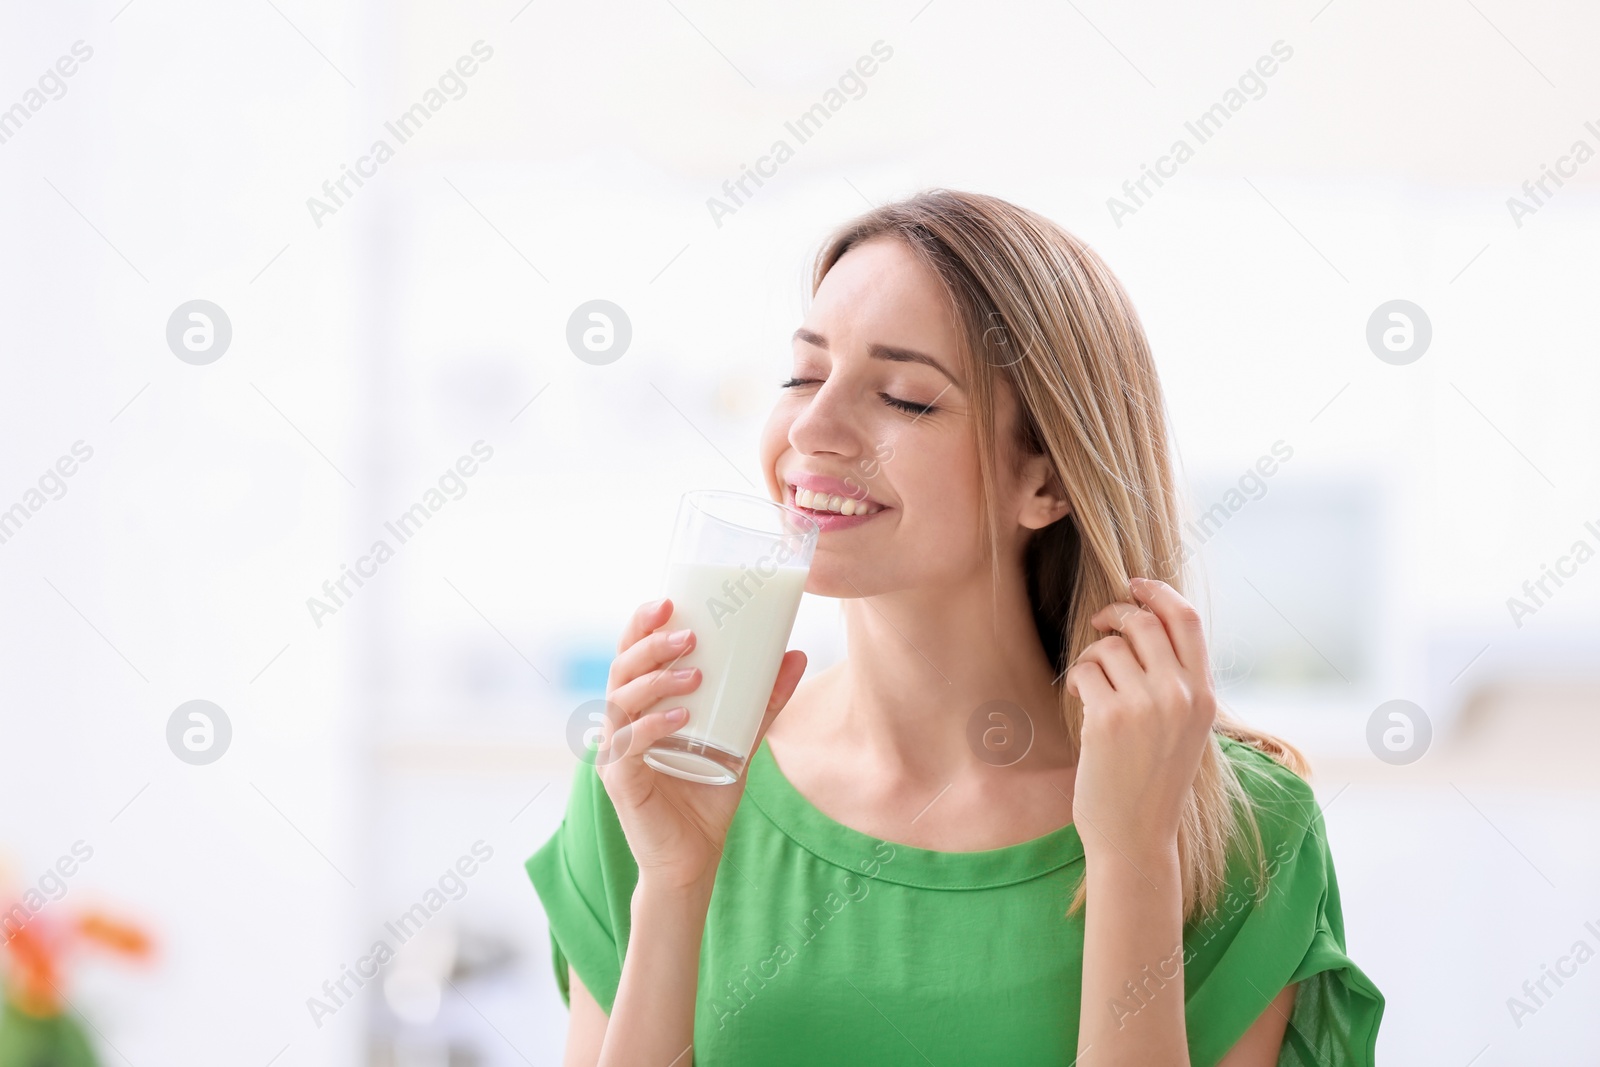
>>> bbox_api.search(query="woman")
[527,189,1385,1065]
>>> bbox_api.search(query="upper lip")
[783,471,887,508]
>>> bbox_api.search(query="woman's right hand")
[596,596,807,897]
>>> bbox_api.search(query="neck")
[822,560,1070,781]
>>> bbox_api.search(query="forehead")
[807,237,960,354]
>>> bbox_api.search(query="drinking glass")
[640,490,818,785]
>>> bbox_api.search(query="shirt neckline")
[743,737,1085,891]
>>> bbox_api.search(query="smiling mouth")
[787,485,886,517]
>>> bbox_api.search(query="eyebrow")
[792,327,963,390]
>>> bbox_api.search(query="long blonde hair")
[810,189,1309,924]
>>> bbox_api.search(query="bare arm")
[561,883,712,1067]
[1077,842,1190,1064]
[1215,982,1297,1067]
[1066,578,1225,1066]
[594,882,713,1067]
[563,967,607,1067]
[1077,850,1296,1066]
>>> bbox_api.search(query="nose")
[786,377,869,463]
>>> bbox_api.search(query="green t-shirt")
[525,734,1384,1065]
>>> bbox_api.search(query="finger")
[1128,578,1207,674]
[602,704,689,770]
[616,597,674,655]
[1089,599,1139,632]
[607,663,701,725]
[1064,659,1114,706]
[1089,599,1177,676]
[1074,636,1143,691]
[609,624,697,694]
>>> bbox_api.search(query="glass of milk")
[641,490,818,785]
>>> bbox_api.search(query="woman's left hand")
[1064,577,1218,865]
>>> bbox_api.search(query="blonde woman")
[527,189,1385,1066]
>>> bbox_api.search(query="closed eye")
[778,377,939,417]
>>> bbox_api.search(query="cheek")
[758,409,792,488]
[894,439,982,528]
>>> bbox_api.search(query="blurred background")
[1,0,1597,1063]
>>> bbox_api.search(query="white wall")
[2,1,1597,1063]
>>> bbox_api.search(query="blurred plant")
[0,876,152,1067]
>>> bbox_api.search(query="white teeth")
[792,486,881,516]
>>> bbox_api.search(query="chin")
[803,559,877,600]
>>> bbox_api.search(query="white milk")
[649,559,808,763]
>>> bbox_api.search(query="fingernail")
[651,597,669,612]
[665,707,688,724]
[672,668,695,680]
[668,628,692,645]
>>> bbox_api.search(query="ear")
[1017,452,1071,531]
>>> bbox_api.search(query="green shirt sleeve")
[1183,739,1386,1067]
[524,757,639,1015]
